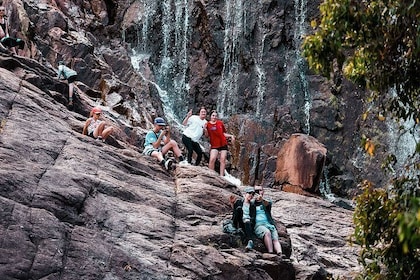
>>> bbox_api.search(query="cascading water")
[216,0,245,118]
[128,0,190,125]
[285,0,311,134]
[255,0,268,118]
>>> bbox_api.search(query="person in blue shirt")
[143,117,185,170]
[57,61,78,107]
[242,186,282,254]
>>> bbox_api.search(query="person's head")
[0,6,5,16]
[244,186,255,198]
[210,110,218,122]
[198,106,207,119]
[254,186,264,201]
[90,107,102,118]
[154,117,166,130]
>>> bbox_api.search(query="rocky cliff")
[0,0,364,279]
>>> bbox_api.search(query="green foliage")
[352,180,420,280]
[304,1,420,279]
[302,0,420,120]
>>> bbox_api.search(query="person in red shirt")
[205,110,235,176]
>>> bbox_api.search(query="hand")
[187,109,192,117]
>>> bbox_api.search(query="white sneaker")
[164,159,173,170]
[179,160,189,166]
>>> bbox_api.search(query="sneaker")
[164,159,173,170]
[245,240,254,251]
[179,160,189,166]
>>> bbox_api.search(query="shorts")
[211,145,228,151]
[255,223,279,240]
[68,75,78,83]
[143,145,161,156]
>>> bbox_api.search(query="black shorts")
[212,145,228,151]
[68,75,77,83]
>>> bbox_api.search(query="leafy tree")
[302,0,420,120]
[302,0,420,279]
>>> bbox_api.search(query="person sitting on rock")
[57,60,78,107]
[0,5,25,55]
[231,186,257,251]
[143,117,185,170]
[82,107,114,142]
[243,185,283,255]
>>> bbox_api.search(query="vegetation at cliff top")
[302,0,420,279]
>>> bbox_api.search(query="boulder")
[275,133,327,194]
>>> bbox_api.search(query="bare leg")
[263,232,274,253]
[151,150,164,162]
[273,240,282,254]
[208,149,218,172]
[219,150,227,176]
[101,127,114,140]
[68,82,74,100]
[93,122,106,138]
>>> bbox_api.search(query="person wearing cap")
[181,107,207,165]
[57,60,78,107]
[82,107,114,142]
[242,186,282,255]
[143,117,185,170]
[232,186,256,251]
[204,110,235,176]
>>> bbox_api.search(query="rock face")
[1,0,400,199]
[275,133,327,193]
[0,53,359,279]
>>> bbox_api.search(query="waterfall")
[255,0,267,118]
[217,0,245,118]
[386,118,419,173]
[285,0,311,134]
[129,0,190,124]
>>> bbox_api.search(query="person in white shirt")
[181,107,207,165]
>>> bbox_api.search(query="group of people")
[81,106,235,175]
[232,186,283,255]
[143,107,235,173]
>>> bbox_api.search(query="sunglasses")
[95,113,101,115]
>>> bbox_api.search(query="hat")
[244,187,255,194]
[154,117,166,126]
[91,107,102,114]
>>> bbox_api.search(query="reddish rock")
[275,133,327,193]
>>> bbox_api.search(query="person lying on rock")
[143,117,185,170]
[242,185,283,255]
[0,5,25,55]
[82,107,114,142]
[57,60,78,107]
